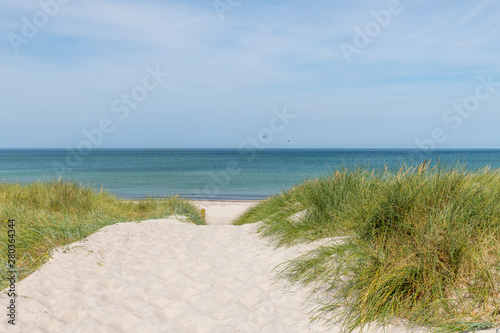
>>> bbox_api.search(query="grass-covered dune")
[235,163,500,333]
[0,180,204,289]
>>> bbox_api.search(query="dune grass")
[0,180,204,289]
[234,162,500,332]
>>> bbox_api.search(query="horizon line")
[1,147,500,150]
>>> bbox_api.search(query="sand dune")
[4,202,493,332]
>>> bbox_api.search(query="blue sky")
[1,0,499,148]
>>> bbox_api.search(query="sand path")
[190,200,260,225]
[1,203,338,332]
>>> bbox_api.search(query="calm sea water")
[1,149,500,200]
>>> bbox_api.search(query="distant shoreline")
[122,198,264,203]
[120,196,267,202]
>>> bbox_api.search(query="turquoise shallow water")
[1,149,500,200]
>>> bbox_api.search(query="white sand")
[190,200,260,225]
[1,217,335,332]
[3,202,490,332]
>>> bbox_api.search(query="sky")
[1,0,499,149]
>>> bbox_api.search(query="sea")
[1,149,500,200]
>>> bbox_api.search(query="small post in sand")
[201,208,206,221]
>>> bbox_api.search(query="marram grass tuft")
[235,162,500,332]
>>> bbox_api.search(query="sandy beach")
[190,200,260,225]
[2,201,495,332]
